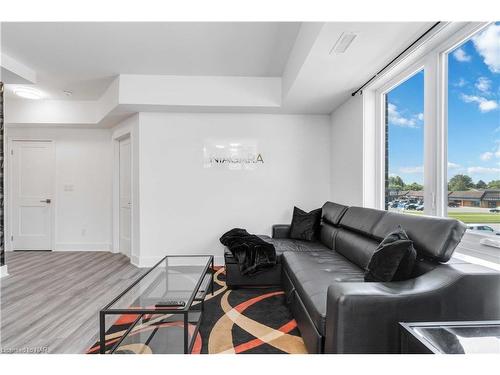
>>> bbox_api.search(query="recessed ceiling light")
[63,90,73,97]
[14,87,43,100]
[330,32,358,54]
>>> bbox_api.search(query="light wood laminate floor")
[0,251,143,354]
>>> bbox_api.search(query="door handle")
[40,199,51,204]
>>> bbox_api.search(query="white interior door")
[119,137,132,258]
[11,141,55,250]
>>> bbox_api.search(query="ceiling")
[1,21,434,115]
[282,22,434,113]
[1,22,300,100]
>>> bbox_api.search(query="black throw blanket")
[220,228,277,276]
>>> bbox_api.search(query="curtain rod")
[351,22,442,97]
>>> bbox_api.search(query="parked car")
[467,225,500,236]
[489,208,500,213]
[415,204,424,211]
[448,201,460,208]
[404,203,418,210]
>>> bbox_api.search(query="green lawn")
[404,210,500,224]
[447,212,500,224]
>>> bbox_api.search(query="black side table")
[400,321,500,354]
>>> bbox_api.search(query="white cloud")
[452,48,471,62]
[479,142,500,162]
[455,78,467,87]
[480,151,494,161]
[475,77,492,93]
[461,94,499,112]
[472,23,500,73]
[399,166,424,174]
[467,166,500,174]
[417,113,424,121]
[448,162,461,169]
[387,103,420,128]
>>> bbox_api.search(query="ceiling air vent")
[330,32,358,54]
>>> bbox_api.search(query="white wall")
[329,95,364,206]
[6,127,112,251]
[136,112,331,265]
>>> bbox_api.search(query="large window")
[372,22,500,266]
[384,71,425,213]
[446,23,500,262]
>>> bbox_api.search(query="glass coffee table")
[400,321,500,354]
[99,255,214,354]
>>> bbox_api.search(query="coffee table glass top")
[404,321,500,354]
[105,255,213,312]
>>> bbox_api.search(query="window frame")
[435,22,492,218]
[375,63,426,213]
[365,22,491,218]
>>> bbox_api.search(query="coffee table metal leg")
[99,311,106,354]
[211,257,214,295]
[184,312,189,354]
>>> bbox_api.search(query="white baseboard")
[131,254,141,267]
[0,265,9,278]
[54,243,112,251]
[214,255,224,266]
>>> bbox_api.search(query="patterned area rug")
[87,267,306,354]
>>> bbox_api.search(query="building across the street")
[448,190,499,208]
[387,189,500,208]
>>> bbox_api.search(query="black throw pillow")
[364,225,417,282]
[289,206,321,242]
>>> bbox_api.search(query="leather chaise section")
[282,251,364,336]
[265,238,331,255]
[225,237,330,265]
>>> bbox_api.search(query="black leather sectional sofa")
[224,201,500,353]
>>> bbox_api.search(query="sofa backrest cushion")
[321,202,348,226]
[339,207,386,236]
[337,206,466,263]
[320,223,337,250]
[335,229,379,269]
[319,202,348,250]
[372,211,466,263]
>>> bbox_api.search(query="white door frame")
[112,132,132,257]
[6,138,57,251]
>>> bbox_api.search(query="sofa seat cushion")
[282,251,364,335]
[224,237,330,264]
[265,238,331,255]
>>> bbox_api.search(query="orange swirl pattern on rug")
[87,267,306,354]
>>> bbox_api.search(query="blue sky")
[387,23,499,185]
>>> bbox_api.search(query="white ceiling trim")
[5,74,284,127]
[1,53,37,84]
